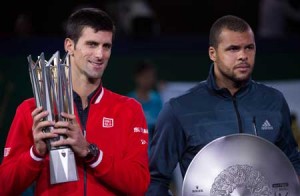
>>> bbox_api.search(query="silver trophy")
[182,134,300,196]
[28,51,78,184]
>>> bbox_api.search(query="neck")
[216,78,245,96]
[72,76,101,108]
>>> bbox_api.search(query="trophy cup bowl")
[28,51,78,184]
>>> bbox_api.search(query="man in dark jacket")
[147,15,300,195]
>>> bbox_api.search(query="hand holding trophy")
[27,51,78,184]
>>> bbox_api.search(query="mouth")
[89,61,103,69]
[235,63,250,72]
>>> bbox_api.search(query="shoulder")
[103,88,142,109]
[251,81,288,108]
[253,81,285,99]
[17,98,36,112]
[168,81,207,105]
[158,81,207,117]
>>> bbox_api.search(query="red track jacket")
[0,87,150,195]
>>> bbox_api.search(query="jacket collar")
[73,82,104,105]
[206,63,253,98]
[91,82,104,104]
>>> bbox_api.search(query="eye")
[88,42,98,48]
[245,45,255,50]
[103,43,112,50]
[86,41,98,48]
[227,46,239,51]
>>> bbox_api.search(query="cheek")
[222,53,235,61]
[104,51,111,59]
[249,55,256,63]
[223,56,238,69]
[216,54,231,65]
[75,49,89,60]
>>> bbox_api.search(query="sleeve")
[146,101,185,196]
[0,101,44,195]
[89,99,150,195]
[277,95,300,175]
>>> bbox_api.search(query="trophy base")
[49,148,78,184]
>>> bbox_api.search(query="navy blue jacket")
[147,65,300,195]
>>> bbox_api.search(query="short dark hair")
[209,15,252,48]
[65,7,115,44]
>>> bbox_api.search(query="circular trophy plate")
[182,133,300,196]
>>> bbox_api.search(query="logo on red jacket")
[103,117,114,128]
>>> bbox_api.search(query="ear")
[64,38,74,55]
[208,46,216,62]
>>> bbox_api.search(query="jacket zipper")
[232,96,243,133]
[84,164,87,196]
[83,129,87,196]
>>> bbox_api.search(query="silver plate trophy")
[182,133,300,196]
[28,51,78,184]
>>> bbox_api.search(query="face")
[65,27,113,82]
[209,28,256,88]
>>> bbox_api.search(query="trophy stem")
[49,148,78,184]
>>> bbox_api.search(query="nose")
[238,49,248,61]
[95,47,103,59]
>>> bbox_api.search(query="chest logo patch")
[261,120,273,130]
[103,117,114,128]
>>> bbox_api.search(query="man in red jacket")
[0,7,150,195]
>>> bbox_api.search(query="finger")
[51,128,69,136]
[32,110,49,127]
[33,129,58,145]
[61,112,77,122]
[33,121,54,133]
[40,131,58,140]
[51,137,69,147]
[31,106,43,117]
[54,120,74,129]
